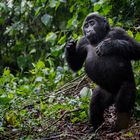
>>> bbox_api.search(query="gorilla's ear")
[103,18,110,32]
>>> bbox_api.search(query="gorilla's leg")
[115,82,136,131]
[89,86,113,130]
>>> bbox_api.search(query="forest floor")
[45,106,140,140]
[45,113,140,140]
[44,75,140,140]
[1,75,140,140]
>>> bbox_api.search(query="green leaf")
[108,18,113,26]
[94,3,102,11]
[48,96,55,103]
[46,32,57,43]
[17,56,28,70]
[116,22,123,26]
[72,33,78,39]
[67,15,78,29]
[127,30,133,37]
[0,17,4,24]
[41,14,53,26]
[135,32,140,42]
[49,0,57,8]
[58,35,66,44]
[29,48,36,54]
[20,110,27,116]
[0,127,4,132]
[102,5,112,15]
[70,5,75,13]
[127,132,133,137]
[71,117,80,123]
[5,111,18,126]
[36,60,45,69]
[35,76,43,82]
[0,2,6,10]
[0,97,11,105]
[79,87,92,98]
[55,1,60,11]
[123,131,133,137]
[35,7,42,16]
[79,111,87,119]
[3,68,11,76]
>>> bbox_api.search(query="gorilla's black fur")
[65,13,140,131]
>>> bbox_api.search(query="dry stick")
[53,76,86,95]
[55,76,89,96]
[88,122,105,140]
[95,123,105,134]
[55,82,76,92]
[55,73,86,92]
[55,78,86,95]
[66,131,85,136]
[45,133,79,140]
[74,74,87,91]
[55,84,77,95]
[41,108,81,133]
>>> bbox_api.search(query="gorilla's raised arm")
[65,37,88,71]
[96,27,140,60]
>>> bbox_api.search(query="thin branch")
[42,108,81,133]
[74,74,87,91]
[44,133,79,140]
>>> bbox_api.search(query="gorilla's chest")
[85,47,128,86]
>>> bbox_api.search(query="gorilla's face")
[83,13,110,44]
[83,19,96,40]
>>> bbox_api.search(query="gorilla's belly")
[85,54,130,89]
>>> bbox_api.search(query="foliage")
[0,0,140,138]
[0,0,140,73]
[0,67,90,138]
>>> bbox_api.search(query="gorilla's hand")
[66,39,77,53]
[96,38,112,56]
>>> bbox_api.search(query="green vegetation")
[0,0,140,139]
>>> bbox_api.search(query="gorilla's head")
[83,13,110,44]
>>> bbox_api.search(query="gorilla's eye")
[84,23,89,28]
[90,21,95,26]
[103,19,107,23]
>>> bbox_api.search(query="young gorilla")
[65,13,140,131]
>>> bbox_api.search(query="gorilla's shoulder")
[111,27,126,33]
[109,27,126,37]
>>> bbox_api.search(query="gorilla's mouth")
[86,31,96,39]
[86,32,97,44]
[86,30,96,36]
[86,32,92,37]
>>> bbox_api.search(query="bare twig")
[88,123,105,140]
[55,73,86,92]
[41,108,81,133]
[43,133,79,140]
[74,74,87,91]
